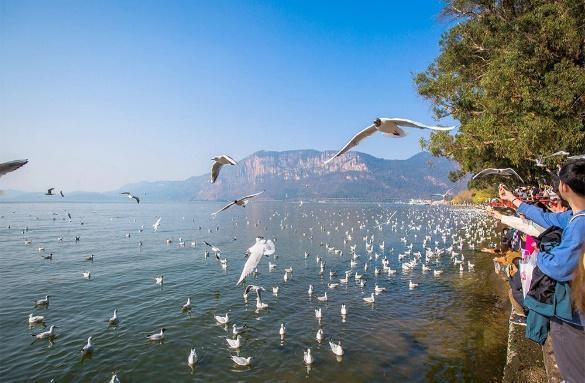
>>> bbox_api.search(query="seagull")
[0,159,28,177]
[152,217,161,232]
[203,241,221,255]
[82,271,91,280]
[363,293,375,303]
[341,304,347,316]
[236,237,276,285]
[432,188,454,200]
[232,323,248,335]
[409,280,419,289]
[28,313,45,324]
[154,275,164,285]
[121,192,140,204]
[308,284,313,296]
[304,348,314,365]
[374,285,387,294]
[181,297,192,311]
[34,295,50,306]
[324,118,454,164]
[147,328,166,341]
[211,191,265,215]
[109,372,121,383]
[316,328,324,342]
[32,325,57,340]
[215,313,229,324]
[315,308,322,320]
[317,292,328,302]
[108,309,119,325]
[210,155,238,183]
[226,335,242,349]
[188,348,198,367]
[231,355,252,367]
[472,168,524,183]
[279,323,286,337]
[329,340,344,356]
[81,336,94,354]
[45,188,55,196]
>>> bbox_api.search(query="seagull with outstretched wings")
[121,192,140,204]
[324,118,454,164]
[211,191,265,216]
[237,237,275,285]
[210,155,238,183]
[472,168,524,183]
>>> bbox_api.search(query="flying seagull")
[121,192,140,204]
[59,190,64,197]
[324,118,454,164]
[237,237,276,285]
[45,188,55,196]
[432,188,454,199]
[211,191,265,216]
[472,168,524,183]
[531,151,570,167]
[0,159,28,178]
[211,155,238,183]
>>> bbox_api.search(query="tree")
[416,0,585,186]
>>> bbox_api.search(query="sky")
[0,0,453,192]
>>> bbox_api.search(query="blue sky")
[0,0,452,192]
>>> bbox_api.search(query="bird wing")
[47,188,54,193]
[324,124,377,164]
[431,194,444,197]
[210,162,223,183]
[133,196,140,204]
[203,241,214,248]
[240,191,265,201]
[153,217,161,226]
[237,240,274,285]
[0,159,28,177]
[386,118,455,131]
[472,168,498,179]
[121,192,130,195]
[219,155,238,165]
[503,168,524,183]
[211,201,236,215]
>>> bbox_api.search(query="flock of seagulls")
[7,197,497,381]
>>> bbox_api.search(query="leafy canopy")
[416,0,585,186]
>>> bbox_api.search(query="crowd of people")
[484,159,585,383]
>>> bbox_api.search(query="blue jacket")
[524,281,575,344]
[517,204,585,282]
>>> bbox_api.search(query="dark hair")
[559,159,585,197]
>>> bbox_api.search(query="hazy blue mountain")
[0,150,461,202]
[116,150,461,201]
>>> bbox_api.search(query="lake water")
[0,202,508,382]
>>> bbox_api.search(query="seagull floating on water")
[32,325,57,340]
[81,336,94,354]
[226,335,242,349]
[188,348,198,367]
[28,313,44,324]
[146,328,166,341]
[231,355,252,367]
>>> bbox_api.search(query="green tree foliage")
[416,0,585,186]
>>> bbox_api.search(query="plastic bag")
[520,250,537,298]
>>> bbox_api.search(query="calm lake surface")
[0,202,508,382]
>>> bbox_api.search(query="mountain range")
[1,150,462,202]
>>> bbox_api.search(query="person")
[499,159,585,383]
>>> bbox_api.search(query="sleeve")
[536,222,585,282]
[517,203,570,229]
[499,214,546,237]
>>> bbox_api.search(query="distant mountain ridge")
[115,150,461,201]
[1,150,462,202]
